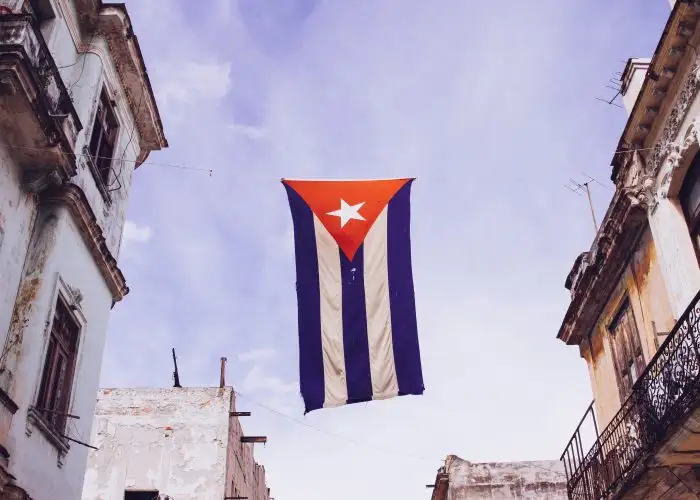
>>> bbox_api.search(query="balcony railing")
[560,289,700,500]
[0,13,81,168]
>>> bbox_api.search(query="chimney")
[620,58,652,115]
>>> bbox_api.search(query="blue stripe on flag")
[284,184,326,413]
[340,248,373,404]
[387,179,424,396]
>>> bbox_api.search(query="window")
[680,153,700,262]
[124,491,159,500]
[36,296,80,433]
[609,298,645,401]
[87,89,119,188]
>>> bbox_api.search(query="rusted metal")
[220,357,227,388]
[241,436,267,444]
[561,288,700,500]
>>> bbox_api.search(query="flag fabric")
[282,178,424,413]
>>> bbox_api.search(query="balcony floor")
[615,407,700,499]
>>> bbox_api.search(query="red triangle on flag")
[283,178,411,260]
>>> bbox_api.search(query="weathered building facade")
[558,0,700,499]
[429,455,567,499]
[0,0,166,498]
[82,387,272,500]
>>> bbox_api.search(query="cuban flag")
[282,178,424,413]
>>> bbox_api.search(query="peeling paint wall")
[0,143,36,368]
[581,228,675,428]
[443,455,567,499]
[0,0,159,498]
[83,388,271,500]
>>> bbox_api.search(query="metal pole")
[584,182,598,231]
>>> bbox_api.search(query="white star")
[326,199,366,228]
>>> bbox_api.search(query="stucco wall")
[0,142,36,373]
[4,204,114,500]
[582,227,674,428]
[48,0,142,259]
[83,388,267,500]
[0,0,157,498]
[444,455,567,499]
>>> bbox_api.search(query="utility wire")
[0,142,213,175]
[233,390,434,463]
[0,140,679,179]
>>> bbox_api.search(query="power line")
[0,142,213,175]
[233,390,434,463]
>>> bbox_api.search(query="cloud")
[242,365,298,394]
[120,220,152,252]
[153,61,232,107]
[239,347,279,363]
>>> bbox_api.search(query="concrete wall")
[82,388,271,500]
[581,228,675,428]
[443,455,567,500]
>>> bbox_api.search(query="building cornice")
[612,1,700,182]
[41,183,129,301]
[70,1,167,164]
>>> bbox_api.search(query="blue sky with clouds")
[102,1,670,499]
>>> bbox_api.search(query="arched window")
[680,153,700,262]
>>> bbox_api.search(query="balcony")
[0,14,82,181]
[561,290,700,499]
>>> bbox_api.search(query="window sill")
[26,407,69,456]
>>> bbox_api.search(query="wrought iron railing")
[560,289,700,500]
[0,13,81,144]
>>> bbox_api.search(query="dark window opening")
[124,491,159,500]
[36,296,80,433]
[681,153,700,264]
[88,89,119,187]
[609,298,645,401]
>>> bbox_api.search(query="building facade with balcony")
[0,0,166,498]
[82,387,272,500]
[558,1,700,498]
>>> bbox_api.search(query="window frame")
[680,153,700,264]
[86,87,120,202]
[27,275,86,457]
[608,296,646,402]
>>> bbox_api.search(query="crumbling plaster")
[438,455,567,500]
[83,388,271,500]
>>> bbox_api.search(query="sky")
[100,1,670,499]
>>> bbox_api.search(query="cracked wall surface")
[441,455,567,500]
[82,387,270,500]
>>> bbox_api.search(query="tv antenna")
[172,348,182,388]
[595,71,624,108]
[565,174,606,232]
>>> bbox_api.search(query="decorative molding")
[647,62,700,177]
[40,184,128,301]
[25,407,69,462]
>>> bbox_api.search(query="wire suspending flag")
[282,178,424,413]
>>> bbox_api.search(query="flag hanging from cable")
[282,178,424,413]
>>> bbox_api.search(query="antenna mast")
[565,174,606,232]
[172,348,182,388]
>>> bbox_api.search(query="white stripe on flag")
[363,207,399,400]
[313,215,348,407]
